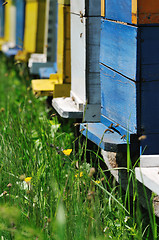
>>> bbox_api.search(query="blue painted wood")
[100,64,138,133]
[0,0,4,37]
[100,19,138,80]
[80,122,128,152]
[100,20,159,82]
[39,64,57,79]
[105,0,131,23]
[140,134,159,155]
[141,26,159,65]
[141,81,159,134]
[15,0,25,47]
[100,115,128,137]
[4,48,20,57]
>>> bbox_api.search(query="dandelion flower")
[63,149,72,156]
[75,172,83,178]
[95,180,100,184]
[24,177,32,182]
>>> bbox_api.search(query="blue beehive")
[81,5,159,155]
[0,0,4,38]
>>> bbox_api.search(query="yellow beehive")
[0,1,11,49]
[31,1,71,97]
[15,0,46,62]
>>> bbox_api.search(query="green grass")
[0,54,158,239]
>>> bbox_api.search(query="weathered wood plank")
[100,19,138,80]
[105,0,131,24]
[100,64,137,133]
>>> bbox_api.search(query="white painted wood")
[140,155,159,167]
[71,0,101,17]
[71,13,86,104]
[52,97,83,118]
[28,54,47,68]
[1,42,15,53]
[135,167,159,195]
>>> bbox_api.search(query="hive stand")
[52,0,101,122]
[0,1,13,50]
[15,0,46,62]
[81,0,159,155]
[29,0,57,76]
[31,0,71,97]
[3,0,25,57]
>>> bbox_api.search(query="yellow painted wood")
[14,50,30,62]
[36,0,46,53]
[31,3,71,97]
[132,0,137,24]
[58,0,70,5]
[4,1,11,42]
[0,1,15,49]
[101,0,105,17]
[15,0,46,61]
[32,79,58,96]
[24,0,38,53]
[54,83,71,98]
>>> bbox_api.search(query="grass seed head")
[89,168,96,177]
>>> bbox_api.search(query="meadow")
[0,53,158,239]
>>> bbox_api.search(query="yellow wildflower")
[24,177,32,182]
[75,172,83,178]
[95,180,100,184]
[63,149,72,156]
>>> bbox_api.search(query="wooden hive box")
[29,0,58,76]
[1,0,16,51]
[15,0,46,62]
[52,0,101,121]
[4,0,25,57]
[0,0,5,38]
[81,19,159,155]
[102,0,159,25]
[31,0,71,97]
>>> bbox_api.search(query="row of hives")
[1,0,159,196]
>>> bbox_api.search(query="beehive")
[31,0,71,97]
[52,0,101,121]
[29,0,58,76]
[4,0,25,57]
[81,0,159,154]
[15,0,46,62]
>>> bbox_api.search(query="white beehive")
[52,0,101,121]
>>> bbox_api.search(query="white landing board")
[135,167,159,195]
[52,97,83,119]
[140,155,159,167]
